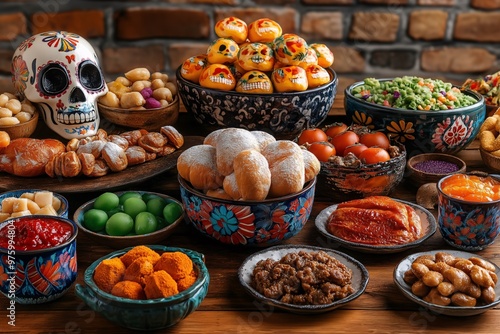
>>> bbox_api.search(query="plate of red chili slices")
[314,197,437,254]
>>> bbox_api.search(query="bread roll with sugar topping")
[251,130,276,151]
[102,141,128,172]
[203,128,225,147]
[223,173,241,200]
[262,140,305,197]
[233,149,271,200]
[302,148,320,183]
[215,128,260,176]
[177,144,224,191]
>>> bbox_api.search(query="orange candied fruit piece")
[441,174,500,202]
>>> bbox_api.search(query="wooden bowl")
[97,95,179,132]
[406,153,466,187]
[0,110,38,139]
[480,147,500,172]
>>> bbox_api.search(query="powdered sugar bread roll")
[203,128,225,147]
[233,149,271,200]
[251,130,276,151]
[223,173,241,200]
[262,140,305,197]
[177,144,224,191]
[206,188,233,200]
[215,128,260,176]
[302,148,321,183]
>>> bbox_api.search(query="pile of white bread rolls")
[177,128,320,200]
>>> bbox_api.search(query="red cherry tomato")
[343,143,368,157]
[325,122,348,139]
[307,142,336,162]
[330,130,360,156]
[359,132,390,149]
[298,128,328,145]
[359,147,391,164]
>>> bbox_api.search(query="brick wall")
[0,0,498,93]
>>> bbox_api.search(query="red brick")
[168,0,237,3]
[0,13,27,41]
[0,49,14,75]
[31,10,105,38]
[417,0,455,5]
[0,76,14,94]
[115,8,210,40]
[421,47,495,73]
[169,43,211,73]
[359,0,408,4]
[454,13,500,42]
[331,46,365,73]
[253,0,296,4]
[102,45,165,76]
[301,12,343,41]
[302,0,353,4]
[349,12,400,42]
[408,10,447,40]
[471,0,500,9]
[214,8,297,34]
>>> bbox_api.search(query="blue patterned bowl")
[179,175,316,246]
[0,189,69,218]
[345,80,486,157]
[0,215,78,304]
[75,245,209,331]
[176,66,338,139]
[437,174,500,251]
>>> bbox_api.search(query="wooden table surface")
[2,94,500,334]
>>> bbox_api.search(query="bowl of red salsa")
[0,215,78,304]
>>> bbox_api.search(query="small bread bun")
[102,141,128,172]
[262,140,305,197]
[215,128,260,176]
[61,151,82,177]
[251,130,276,151]
[203,128,225,147]
[222,173,241,200]
[233,149,271,200]
[301,148,320,183]
[177,144,224,191]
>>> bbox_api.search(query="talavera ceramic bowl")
[345,79,486,157]
[178,175,316,247]
[0,215,78,304]
[0,188,69,219]
[75,245,209,331]
[176,66,338,139]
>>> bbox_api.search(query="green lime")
[134,212,158,235]
[106,206,123,218]
[163,202,183,224]
[119,191,142,205]
[93,192,120,211]
[83,209,108,232]
[146,197,166,217]
[123,197,147,219]
[105,212,134,236]
[142,193,163,203]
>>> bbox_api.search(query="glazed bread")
[177,144,224,191]
[233,149,271,200]
[262,140,305,197]
[215,128,260,176]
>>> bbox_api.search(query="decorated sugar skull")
[180,54,208,83]
[298,47,319,69]
[274,33,308,66]
[206,38,239,64]
[271,66,308,92]
[310,43,334,68]
[236,43,275,72]
[11,31,107,139]
[247,18,282,43]
[214,17,248,44]
[199,64,236,91]
[304,64,331,88]
[235,70,274,94]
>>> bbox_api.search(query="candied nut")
[411,280,430,297]
[470,265,495,288]
[423,288,451,306]
[411,262,429,279]
[421,271,443,287]
[437,282,456,297]
[451,292,477,307]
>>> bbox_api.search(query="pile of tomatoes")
[298,123,393,164]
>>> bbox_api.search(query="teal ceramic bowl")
[75,245,209,331]
[0,189,69,218]
[345,79,486,157]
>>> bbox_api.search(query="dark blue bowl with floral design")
[178,175,316,246]
[0,215,78,304]
[345,79,486,157]
[176,66,337,140]
[437,174,500,251]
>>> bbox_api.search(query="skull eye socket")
[39,63,69,96]
[79,60,104,91]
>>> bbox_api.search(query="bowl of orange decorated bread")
[177,127,320,246]
[176,17,338,139]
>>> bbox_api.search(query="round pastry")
[203,128,226,147]
[301,148,321,183]
[304,64,331,88]
[235,71,274,94]
[199,64,237,91]
[310,43,334,68]
[222,173,241,200]
[262,140,305,198]
[236,43,275,72]
[88,159,110,177]
[102,141,128,172]
[215,128,260,176]
[125,146,147,166]
[247,18,282,43]
[177,144,224,191]
[271,66,308,92]
[78,152,96,176]
[251,130,276,151]
[273,33,308,66]
[61,151,82,178]
[180,54,209,83]
[206,38,240,64]
[233,149,271,201]
[214,16,248,44]
[108,134,129,151]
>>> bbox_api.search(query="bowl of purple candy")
[406,153,466,187]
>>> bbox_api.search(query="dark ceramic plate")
[238,244,369,314]
[393,250,500,316]
[315,199,436,253]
